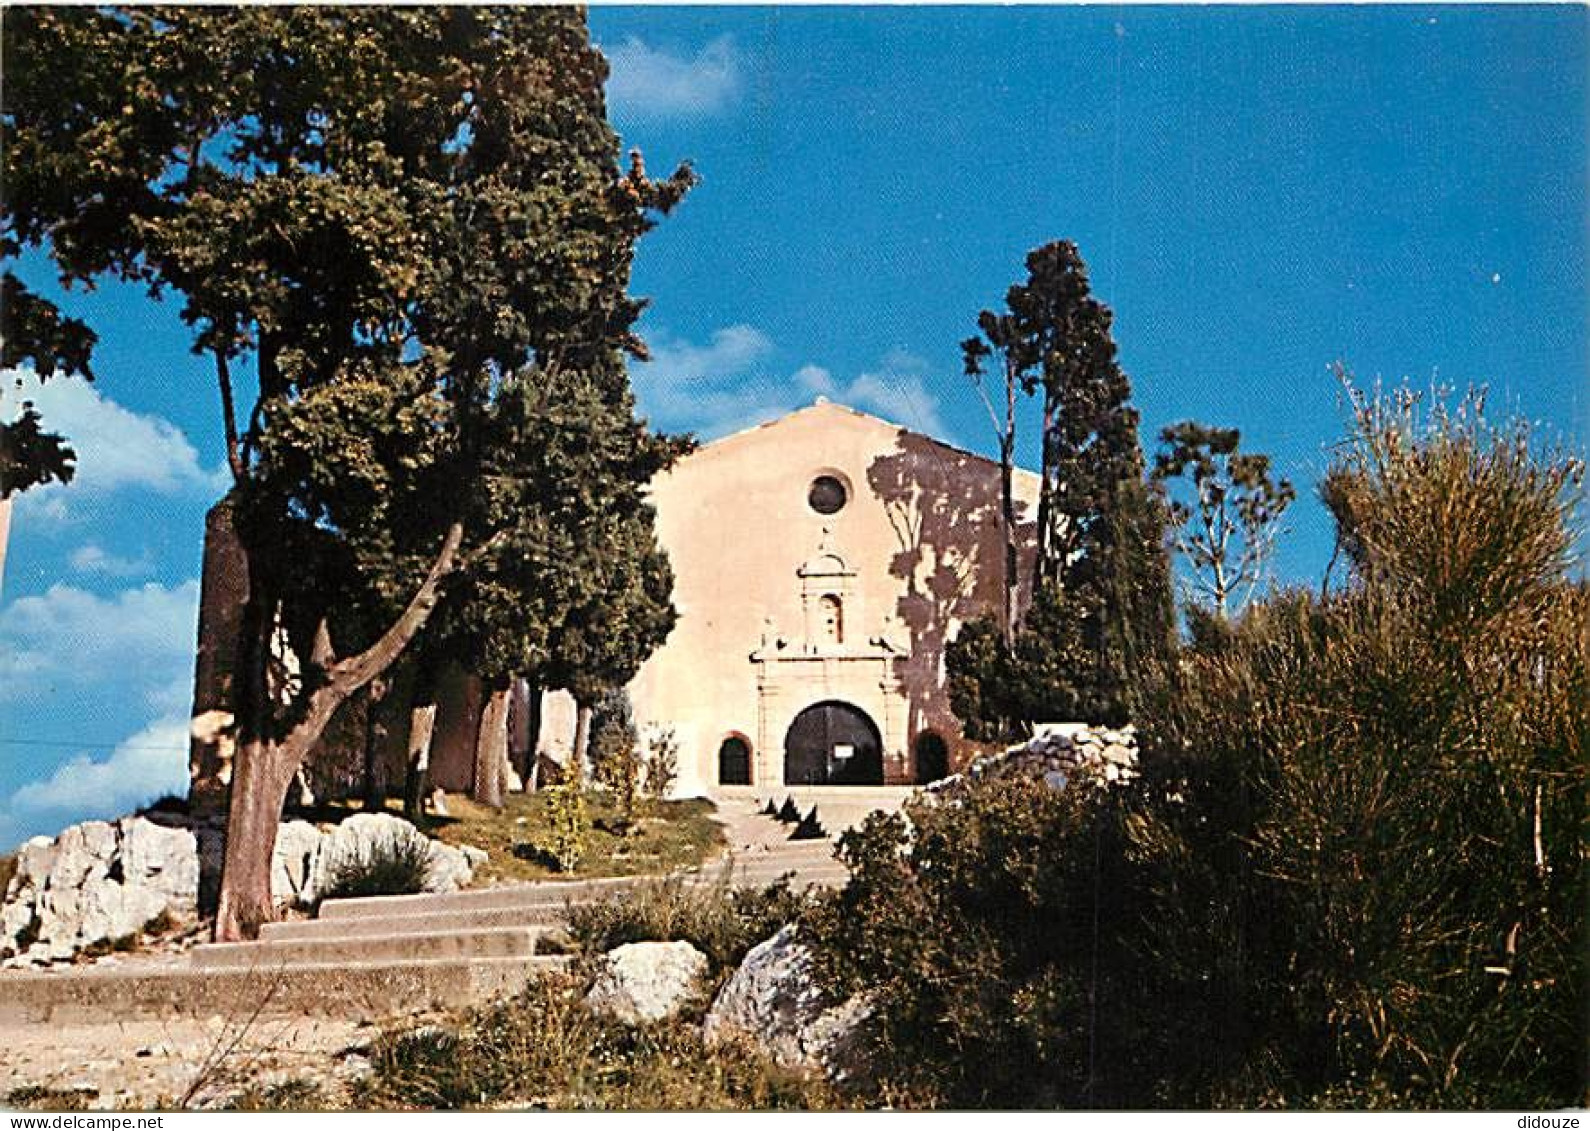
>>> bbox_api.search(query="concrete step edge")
[191,926,545,968]
[261,907,568,940]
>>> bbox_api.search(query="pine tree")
[947,242,1172,733]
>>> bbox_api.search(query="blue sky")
[2,6,1585,849]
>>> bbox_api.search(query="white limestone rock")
[14,835,57,890]
[271,820,325,905]
[703,925,872,1083]
[585,940,709,1024]
[71,879,170,951]
[118,817,199,909]
[49,820,117,889]
[425,840,476,895]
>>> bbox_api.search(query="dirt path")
[0,1013,377,1110]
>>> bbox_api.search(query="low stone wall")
[926,723,1140,797]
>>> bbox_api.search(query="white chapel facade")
[565,398,1040,794]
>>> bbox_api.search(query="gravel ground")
[0,1013,378,1110]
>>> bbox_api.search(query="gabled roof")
[690,397,1040,482]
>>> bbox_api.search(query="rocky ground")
[0,1012,380,1110]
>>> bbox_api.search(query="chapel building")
[545,398,1041,793]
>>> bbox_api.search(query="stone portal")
[783,700,884,785]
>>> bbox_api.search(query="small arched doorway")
[718,735,752,786]
[784,701,883,785]
[914,731,949,785]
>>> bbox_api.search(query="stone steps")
[315,876,647,920]
[0,954,570,1024]
[191,925,546,969]
[260,903,571,941]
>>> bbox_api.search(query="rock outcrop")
[3,811,482,968]
[584,940,709,1024]
[1,817,195,966]
[703,925,871,1083]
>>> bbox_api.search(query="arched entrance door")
[914,731,949,784]
[784,701,883,785]
[718,735,752,785]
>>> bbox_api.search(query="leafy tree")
[2,8,691,938]
[947,241,1172,735]
[1152,421,1294,618]
[0,400,74,498]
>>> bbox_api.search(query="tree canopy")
[2,6,693,937]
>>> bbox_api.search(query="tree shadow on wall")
[866,431,1037,763]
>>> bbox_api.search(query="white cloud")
[0,712,190,850]
[631,326,949,441]
[605,35,740,118]
[69,543,153,579]
[4,367,229,523]
[0,579,199,705]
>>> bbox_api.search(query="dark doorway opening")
[914,731,949,785]
[784,701,883,785]
[718,735,752,785]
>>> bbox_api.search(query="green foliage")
[4,8,695,929]
[949,240,1173,734]
[4,1086,96,1111]
[1153,420,1296,617]
[813,382,1587,1109]
[588,688,640,826]
[0,400,75,499]
[221,1079,330,1112]
[318,826,433,902]
[543,780,590,874]
[568,873,809,975]
[804,779,1117,1107]
[359,974,842,1111]
[642,728,680,801]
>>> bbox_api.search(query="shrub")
[804,383,1587,1110]
[643,728,679,801]
[569,871,809,975]
[590,690,641,830]
[358,974,841,1110]
[543,781,590,873]
[319,826,434,901]
[803,778,1121,1107]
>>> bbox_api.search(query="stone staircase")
[0,799,871,1025]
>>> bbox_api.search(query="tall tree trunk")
[471,678,511,808]
[361,677,390,810]
[524,680,543,792]
[572,701,592,785]
[214,522,464,942]
[403,658,440,821]
[1000,356,1019,646]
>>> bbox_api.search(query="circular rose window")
[808,474,848,515]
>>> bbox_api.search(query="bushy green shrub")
[804,779,1124,1107]
[590,690,642,829]
[543,781,589,873]
[1125,385,1588,1108]
[569,871,809,975]
[318,827,434,901]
